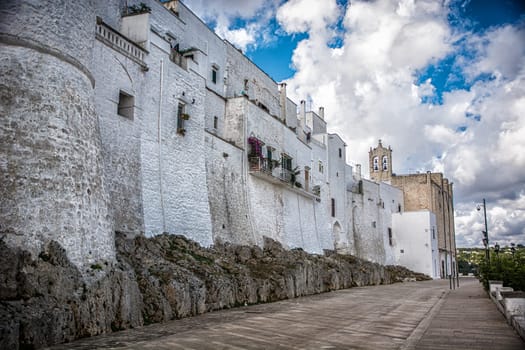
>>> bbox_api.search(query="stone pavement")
[46,278,524,350]
[410,277,524,350]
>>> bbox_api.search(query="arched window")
[373,156,379,171]
[382,155,388,171]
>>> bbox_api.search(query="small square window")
[117,91,134,119]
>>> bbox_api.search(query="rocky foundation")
[0,233,430,349]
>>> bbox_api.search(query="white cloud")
[214,20,257,51]
[463,25,525,80]
[276,0,340,33]
[278,0,525,247]
[183,0,280,51]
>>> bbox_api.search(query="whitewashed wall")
[379,182,404,265]
[92,37,145,235]
[392,211,439,278]
[205,133,254,245]
[327,134,350,253]
[139,38,213,246]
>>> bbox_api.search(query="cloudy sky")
[182,0,525,248]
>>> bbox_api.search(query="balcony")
[248,157,320,200]
[170,50,187,70]
[95,17,148,71]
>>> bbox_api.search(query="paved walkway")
[46,278,523,350]
[411,277,524,350]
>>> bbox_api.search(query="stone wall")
[351,179,386,264]
[379,182,404,265]
[93,35,146,234]
[0,233,430,349]
[0,0,115,271]
[205,133,254,245]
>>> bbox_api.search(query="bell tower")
[369,140,392,183]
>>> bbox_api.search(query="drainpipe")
[440,175,451,289]
[158,59,166,232]
[450,182,459,288]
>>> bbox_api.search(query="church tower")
[369,140,392,183]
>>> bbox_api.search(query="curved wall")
[0,0,114,269]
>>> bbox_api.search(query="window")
[213,116,218,129]
[281,154,292,171]
[373,156,379,171]
[339,148,342,158]
[331,198,335,217]
[388,228,393,246]
[318,160,324,173]
[176,102,186,135]
[432,227,436,240]
[117,91,134,119]
[211,64,219,84]
[382,155,388,171]
[372,221,376,228]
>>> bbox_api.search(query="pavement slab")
[45,278,524,350]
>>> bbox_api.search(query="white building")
[392,211,440,278]
[0,0,450,276]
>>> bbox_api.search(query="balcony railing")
[249,157,280,176]
[95,18,148,70]
[170,50,188,70]
[248,157,320,200]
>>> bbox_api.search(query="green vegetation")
[90,263,103,270]
[458,246,525,291]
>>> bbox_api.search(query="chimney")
[356,164,362,179]
[319,106,325,119]
[300,100,306,121]
[279,83,287,121]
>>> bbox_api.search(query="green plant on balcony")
[290,166,301,186]
[127,3,151,15]
[181,113,190,120]
[177,128,186,136]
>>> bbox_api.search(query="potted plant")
[181,113,190,120]
[127,3,151,15]
[290,166,301,186]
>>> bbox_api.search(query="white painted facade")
[93,0,451,270]
[349,178,404,265]
[1,0,450,276]
[392,211,440,278]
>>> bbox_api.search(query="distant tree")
[478,247,525,291]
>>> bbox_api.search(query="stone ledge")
[488,280,525,341]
